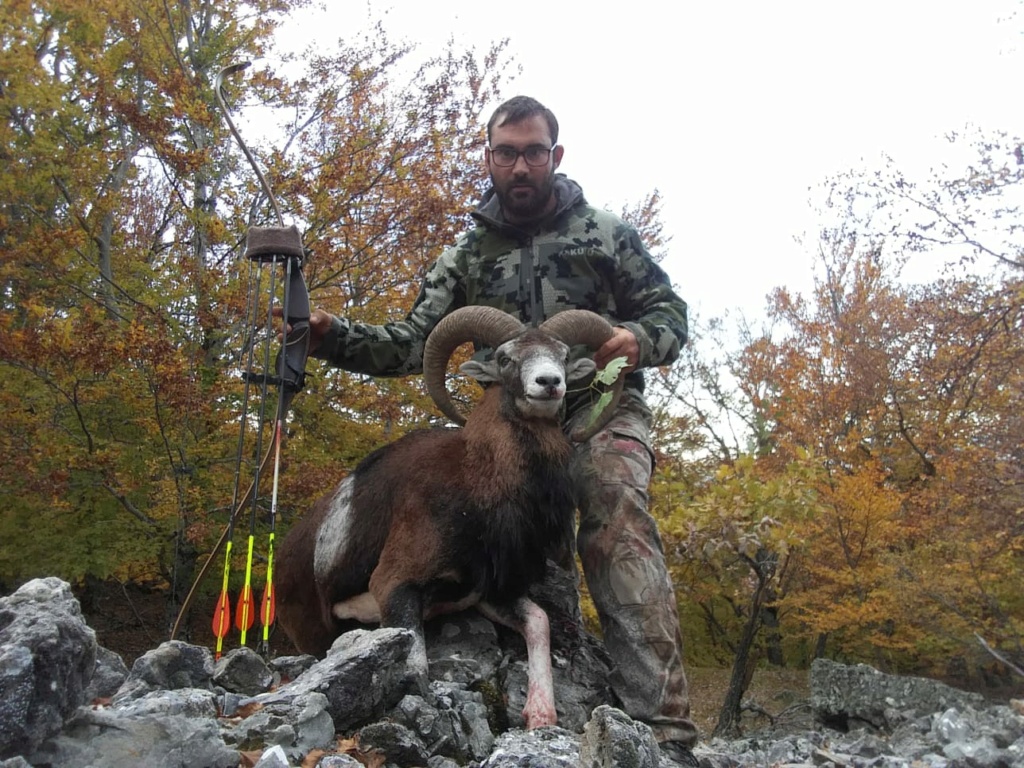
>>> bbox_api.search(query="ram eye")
[497,354,512,368]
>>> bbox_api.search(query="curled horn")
[423,306,525,425]
[539,310,626,443]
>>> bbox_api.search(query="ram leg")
[378,582,430,695]
[478,597,557,729]
[276,592,338,657]
[275,560,337,657]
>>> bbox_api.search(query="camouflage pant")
[567,400,698,745]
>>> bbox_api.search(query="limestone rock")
[0,577,97,758]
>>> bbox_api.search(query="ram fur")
[274,307,624,729]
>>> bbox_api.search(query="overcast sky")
[277,0,1022,323]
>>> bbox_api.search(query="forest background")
[1,0,1021,738]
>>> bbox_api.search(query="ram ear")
[459,360,501,383]
[566,357,597,383]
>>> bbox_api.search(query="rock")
[253,628,420,732]
[214,645,274,695]
[84,645,130,701]
[388,683,496,762]
[226,691,335,759]
[317,756,363,767]
[112,639,215,704]
[254,744,291,768]
[579,705,660,768]
[427,613,504,685]
[115,687,220,719]
[810,657,987,730]
[479,727,581,767]
[0,577,98,759]
[28,708,238,768]
[269,654,317,684]
[358,721,431,766]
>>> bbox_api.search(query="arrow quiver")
[243,223,310,653]
[244,224,311,403]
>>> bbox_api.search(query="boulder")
[810,657,988,730]
[0,577,98,758]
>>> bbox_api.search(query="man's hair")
[486,96,559,145]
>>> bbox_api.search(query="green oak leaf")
[585,391,615,430]
[593,355,629,386]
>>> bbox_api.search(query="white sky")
[276,0,1023,324]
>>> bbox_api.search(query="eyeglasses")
[488,144,555,167]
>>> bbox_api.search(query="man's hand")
[273,306,335,354]
[594,326,639,374]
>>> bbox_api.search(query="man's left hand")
[594,326,639,374]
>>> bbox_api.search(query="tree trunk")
[814,632,829,660]
[712,599,761,738]
[761,601,785,667]
[713,548,776,737]
[97,210,118,320]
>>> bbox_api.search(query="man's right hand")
[273,306,334,354]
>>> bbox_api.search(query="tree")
[649,128,1024,728]
[764,133,1024,676]
[649,314,824,734]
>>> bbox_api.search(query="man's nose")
[512,153,531,172]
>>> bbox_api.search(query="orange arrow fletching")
[235,584,255,632]
[212,591,231,639]
[260,582,276,627]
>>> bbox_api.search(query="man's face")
[486,114,564,224]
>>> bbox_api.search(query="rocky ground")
[2,577,1023,768]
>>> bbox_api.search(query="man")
[295,96,698,765]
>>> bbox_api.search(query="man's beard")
[492,171,556,221]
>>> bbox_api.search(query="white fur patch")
[521,354,566,398]
[333,592,381,622]
[519,348,567,418]
[313,475,355,584]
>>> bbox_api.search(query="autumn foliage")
[649,133,1024,730]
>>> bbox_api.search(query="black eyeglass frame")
[487,144,556,167]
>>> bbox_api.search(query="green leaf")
[594,356,629,386]
[585,391,614,430]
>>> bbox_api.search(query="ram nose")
[533,374,565,400]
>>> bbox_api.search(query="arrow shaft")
[237,534,256,643]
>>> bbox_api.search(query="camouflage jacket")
[312,176,688,418]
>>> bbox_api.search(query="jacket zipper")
[519,236,537,324]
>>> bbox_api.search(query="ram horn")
[538,310,626,442]
[423,306,525,425]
